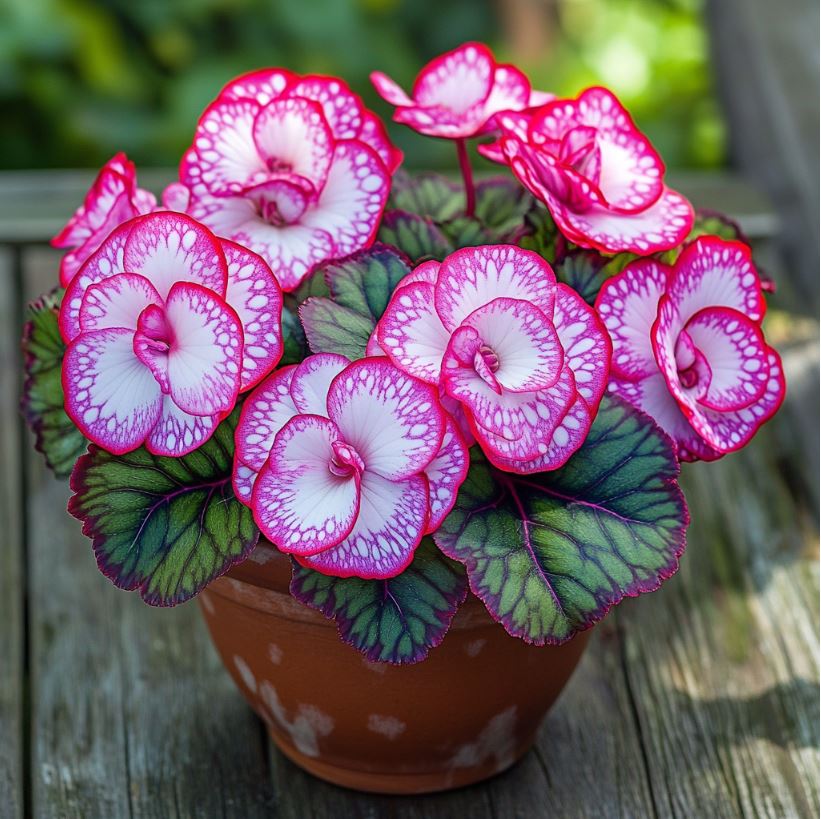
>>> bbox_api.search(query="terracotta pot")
[198,542,590,795]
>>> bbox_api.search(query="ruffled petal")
[684,306,770,411]
[552,283,612,409]
[358,110,404,173]
[300,140,390,260]
[145,396,220,457]
[595,258,671,380]
[668,236,766,324]
[297,472,428,579]
[434,244,556,332]
[221,239,284,391]
[63,328,162,454]
[123,212,228,299]
[285,75,364,140]
[377,282,451,384]
[161,282,243,416]
[289,352,349,414]
[326,358,445,480]
[253,415,360,555]
[180,97,264,195]
[219,68,294,106]
[370,71,413,106]
[79,272,162,333]
[413,42,494,113]
[235,365,298,470]
[424,417,469,532]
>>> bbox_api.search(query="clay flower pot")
[198,542,590,795]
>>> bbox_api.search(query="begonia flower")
[370,245,611,473]
[52,153,157,286]
[233,355,468,578]
[480,87,694,254]
[371,42,551,140]
[175,70,401,291]
[60,211,283,456]
[595,236,785,460]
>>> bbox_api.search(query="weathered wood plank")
[0,247,25,819]
[614,310,819,817]
[23,248,275,818]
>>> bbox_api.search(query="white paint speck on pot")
[367,714,406,740]
[450,706,518,773]
[268,643,283,665]
[259,680,334,758]
[233,655,257,695]
[200,591,215,615]
[465,638,486,657]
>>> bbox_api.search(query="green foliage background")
[0,0,724,171]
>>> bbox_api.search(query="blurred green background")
[0,0,725,172]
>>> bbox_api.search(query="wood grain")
[0,247,25,819]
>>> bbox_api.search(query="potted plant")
[22,42,785,795]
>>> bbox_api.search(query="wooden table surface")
[0,171,817,818]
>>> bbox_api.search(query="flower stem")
[456,138,476,217]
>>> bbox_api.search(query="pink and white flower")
[371,42,552,139]
[479,87,694,255]
[51,153,157,286]
[175,70,401,291]
[60,211,283,456]
[233,355,468,578]
[595,236,785,460]
[369,245,611,473]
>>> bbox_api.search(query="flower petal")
[219,68,294,105]
[252,97,334,189]
[531,88,664,211]
[413,42,494,114]
[553,283,612,409]
[63,328,162,454]
[476,64,531,134]
[358,110,404,173]
[595,258,671,380]
[232,461,257,506]
[377,282,451,384]
[460,297,563,393]
[327,358,445,480]
[163,282,243,416]
[221,239,284,391]
[285,75,364,139]
[162,182,191,212]
[394,104,485,139]
[300,140,390,259]
[60,221,132,343]
[481,392,593,473]
[79,272,163,333]
[443,334,577,462]
[297,472,428,579]
[557,186,694,255]
[123,212,228,299]
[669,236,766,323]
[235,365,298,470]
[253,415,360,554]
[370,71,413,106]
[289,352,349,414]
[424,417,469,532]
[434,245,556,332]
[181,97,264,195]
[684,306,770,411]
[145,395,220,457]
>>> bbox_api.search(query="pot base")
[199,544,590,795]
[270,726,534,794]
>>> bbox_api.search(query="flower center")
[133,304,174,393]
[328,440,365,479]
[674,330,711,397]
[477,344,500,373]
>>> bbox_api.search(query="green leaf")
[554,250,610,306]
[280,300,308,366]
[434,396,688,645]
[290,538,468,664]
[472,176,535,235]
[388,170,464,222]
[68,408,259,606]
[299,297,375,359]
[689,208,746,243]
[322,245,412,321]
[21,288,88,477]
[292,269,330,303]
[377,210,454,263]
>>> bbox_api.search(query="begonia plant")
[22,44,785,664]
